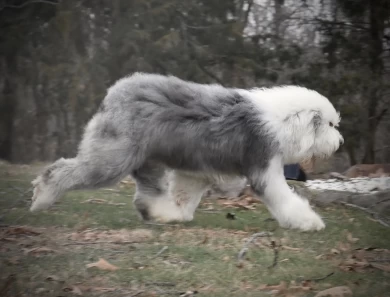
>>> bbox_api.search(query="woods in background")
[0,0,389,165]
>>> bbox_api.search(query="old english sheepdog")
[30,73,343,231]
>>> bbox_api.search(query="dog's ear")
[311,110,322,131]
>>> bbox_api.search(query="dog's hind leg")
[30,155,132,211]
[133,168,210,223]
[132,163,183,222]
[169,172,211,221]
[30,116,137,211]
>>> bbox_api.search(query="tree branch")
[0,0,59,11]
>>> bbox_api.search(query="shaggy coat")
[30,73,343,231]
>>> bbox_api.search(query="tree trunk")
[0,55,17,161]
[362,0,385,164]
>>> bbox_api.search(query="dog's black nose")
[339,138,344,146]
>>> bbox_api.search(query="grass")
[0,161,389,297]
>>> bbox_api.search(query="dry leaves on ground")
[3,226,41,236]
[338,248,390,272]
[69,228,153,243]
[314,286,352,297]
[259,280,313,296]
[218,195,260,210]
[24,246,56,255]
[86,258,119,271]
[63,285,116,294]
[346,232,359,243]
[82,198,126,206]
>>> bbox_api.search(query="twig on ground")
[145,282,176,287]
[339,201,390,227]
[150,246,168,260]
[308,272,334,282]
[268,240,279,269]
[369,197,390,209]
[237,231,272,261]
[63,241,142,246]
[129,291,144,297]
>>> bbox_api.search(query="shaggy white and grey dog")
[30,73,343,231]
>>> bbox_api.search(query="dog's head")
[278,87,343,163]
[248,86,344,164]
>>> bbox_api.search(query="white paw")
[29,177,57,212]
[276,197,325,231]
[148,199,192,223]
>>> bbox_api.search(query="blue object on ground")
[284,164,307,181]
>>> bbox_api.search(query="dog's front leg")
[248,156,325,231]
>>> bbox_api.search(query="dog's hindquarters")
[30,114,138,211]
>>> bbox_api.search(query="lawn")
[0,161,389,297]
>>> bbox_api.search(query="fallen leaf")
[259,281,287,293]
[5,226,41,236]
[282,245,302,251]
[24,247,56,255]
[222,256,230,261]
[86,258,119,271]
[314,286,352,297]
[370,262,390,272]
[338,257,369,272]
[35,288,47,294]
[72,286,83,295]
[82,198,108,204]
[109,202,126,206]
[82,198,125,206]
[337,242,351,252]
[46,275,60,282]
[259,280,313,296]
[331,248,340,254]
[339,248,390,272]
[61,286,83,295]
[346,233,359,243]
[219,195,259,210]
[1,237,18,242]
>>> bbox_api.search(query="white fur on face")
[241,86,343,164]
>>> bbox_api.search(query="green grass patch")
[0,162,389,297]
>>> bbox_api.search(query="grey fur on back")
[90,72,277,177]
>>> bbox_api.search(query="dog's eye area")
[329,122,334,127]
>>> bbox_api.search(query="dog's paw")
[276,198,325,231]
[282,210,325,231]
[135,197,193,223]
[29,176,57,212]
